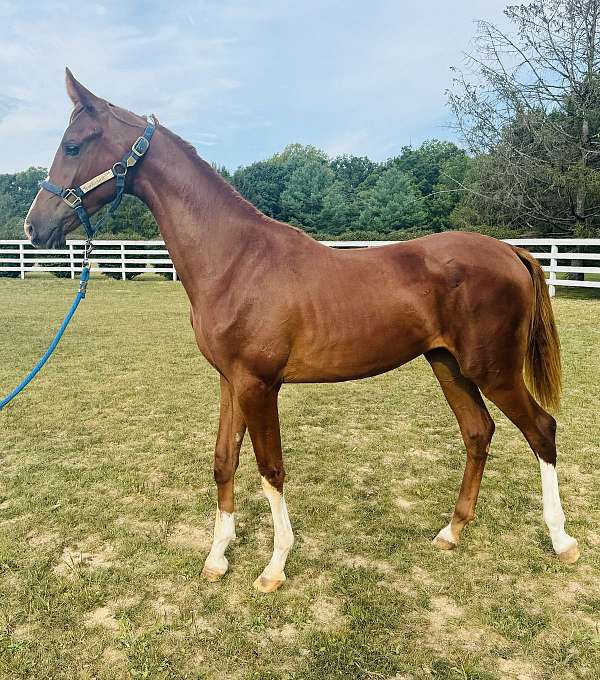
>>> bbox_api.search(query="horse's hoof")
[433,525,458,551]
[253,574,285,593]
[557,541,580,564]
[432,535,457,551]
[202,565,227,582]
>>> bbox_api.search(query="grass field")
[0,275,599,680]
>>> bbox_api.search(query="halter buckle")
[131,136,150,157]
[63,189,82,209]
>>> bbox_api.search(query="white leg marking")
[203,508,235,579]
[539,460,578,558]
[257,476,294,586]
[434,522,458,547]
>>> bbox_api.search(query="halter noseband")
[40,121,155,240]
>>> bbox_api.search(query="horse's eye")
[65,144,80,157]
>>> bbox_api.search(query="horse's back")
[282,232,532,383]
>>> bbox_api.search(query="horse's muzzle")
[25,222,66,249]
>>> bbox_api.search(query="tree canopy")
[0,141,472,241]
[449,0,600,237]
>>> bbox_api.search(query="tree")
[103,195,159,238]
[389,141,469,230]
[449,0,600,237]
[358,166,428,233]
[233,161,290,219]
[0,167,47,238]
[280,160,334,231]
[320,181,359,234]
[330,155,378,189]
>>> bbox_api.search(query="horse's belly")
[283,318,433,383]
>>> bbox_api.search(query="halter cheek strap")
[40,122,155,240]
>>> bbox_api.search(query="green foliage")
[280,160,334,231]
[0,167,46,239]
[233,160,290,219]
[331,155,378,188]
[320,181,359,235]
[0,135,559,241]
[357,165,428,232]
[101,195,159,239]
[448,0,600,236]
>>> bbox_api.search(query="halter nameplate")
[79,169,115,194]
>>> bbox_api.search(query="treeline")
[2,132,599,241]
[5,2,600,242]
[0,140,521,242]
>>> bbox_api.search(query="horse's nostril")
[24,222,35,240]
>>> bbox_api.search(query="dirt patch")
[338,552,395,575]
[108,595,143,612]
[115,517,160,537]
[394,496,414,511]
[310,596,345,629]
[84,606,119,631]
[101,646,129,678]
[405,447,438,462]
[167,523,210,551]
[428,595,464,634]
[191,616,216,633]
[27,530,60,547]
[152,596,180,623]
[13,623,38,640]
[411,566,437,588]
[496,657,541,680]
[53,543,115,577]
[265,623,298,643]
[298,532,325,558]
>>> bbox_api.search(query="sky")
[0,0,509,174]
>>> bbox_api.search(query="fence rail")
[1,238,599,297]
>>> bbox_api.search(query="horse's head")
[25,69,144,248]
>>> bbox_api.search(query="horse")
[24,69,579,593]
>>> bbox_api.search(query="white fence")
[1,238,599,297]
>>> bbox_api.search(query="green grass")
[0,275,599,680]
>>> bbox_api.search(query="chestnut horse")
[24,71,579,593]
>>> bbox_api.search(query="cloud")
[0,0,510,173]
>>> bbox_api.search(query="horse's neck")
[133,126,269,299]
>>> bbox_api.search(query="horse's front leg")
[202,376,246,582]
[236,377,294,593]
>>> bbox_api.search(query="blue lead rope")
[0,264,90,411]
[1,120,155,412]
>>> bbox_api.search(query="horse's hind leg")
[426,349,495,550]
[482,378,579,563]
[202,376,246,582]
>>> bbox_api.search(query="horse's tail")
[512,246,562,412]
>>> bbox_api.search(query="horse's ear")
[65,67,102,110]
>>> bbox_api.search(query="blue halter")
[0,120,156,412]
[40,121,155,239]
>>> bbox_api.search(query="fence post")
[19,242,25,279]
[172,265,178,282]
[549,243,558,298]
[69,242,75,279]
[121,243,126,281]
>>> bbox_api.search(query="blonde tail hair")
[512,246,562,412]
